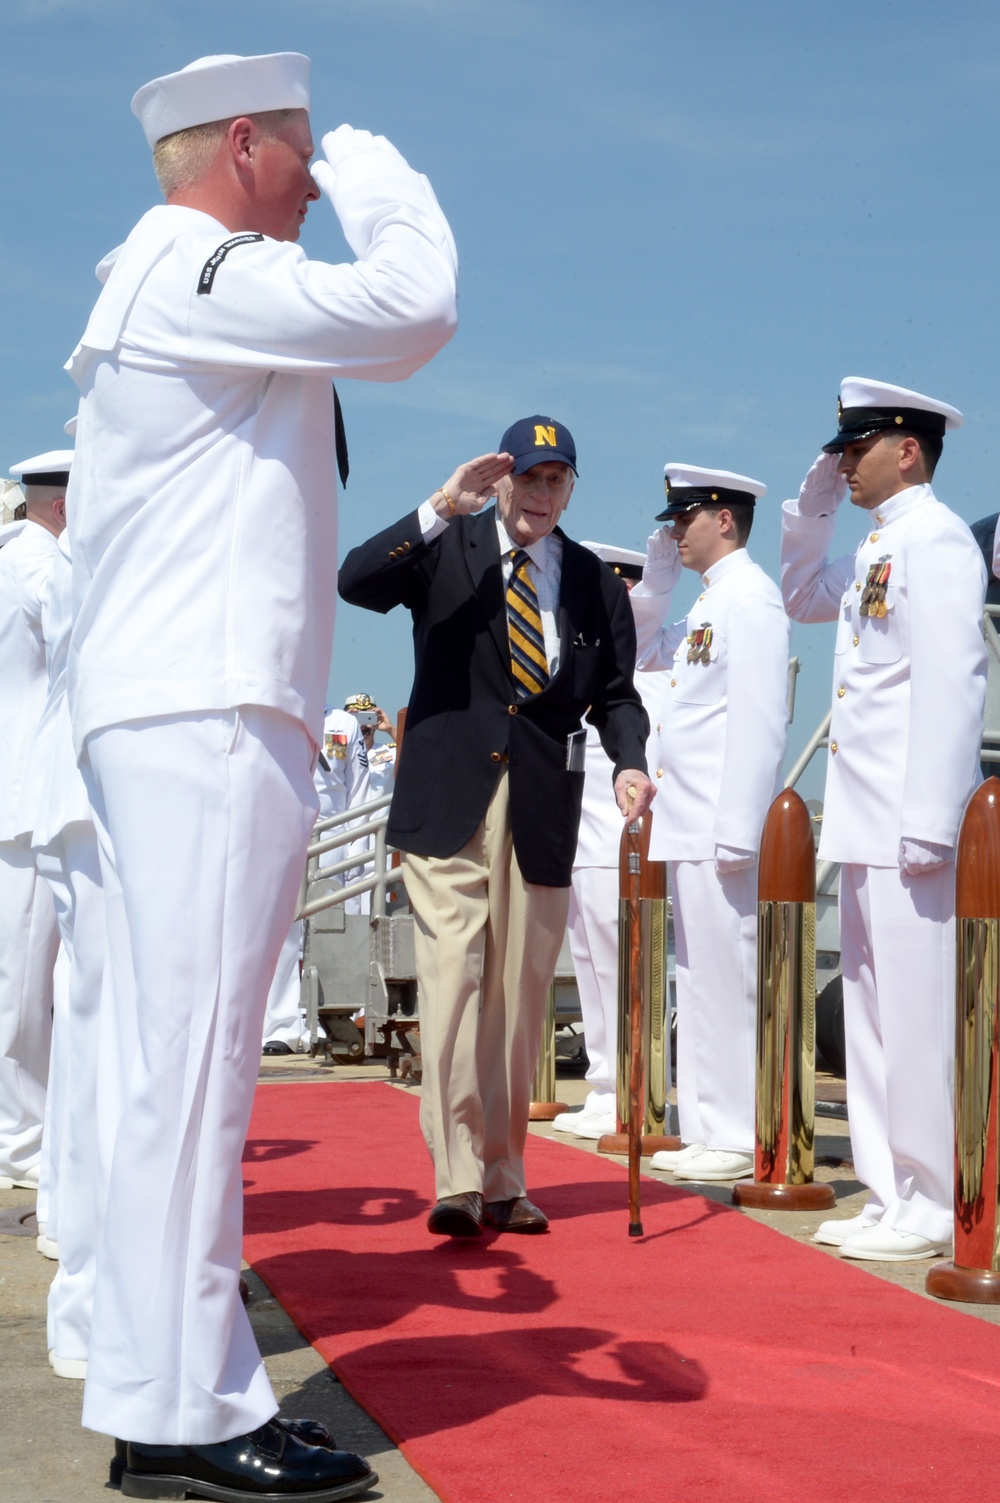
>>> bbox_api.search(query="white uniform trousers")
[670,859,757,1154]
[0,839,58,1182]
[80,707,317,1444]
[404,773,570,1203]
[36,944,69,1230]
[839,863,955,1244]
[262,921,306,1048]
[567,865,619,1113]
[35,825,105,1361]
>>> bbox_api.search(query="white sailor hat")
[64,415,78,438]
[822,377,963,453]
[131,52,311,149]
[658,464,766,521]
[580,542,646,581]
[9,450,74,486]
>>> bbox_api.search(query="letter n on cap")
[534,425,557,448]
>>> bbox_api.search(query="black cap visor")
[822,405,948,455]
[656,484,757,522]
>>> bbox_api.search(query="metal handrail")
[295,789,404,922]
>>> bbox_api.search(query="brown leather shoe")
[483,1196,549,1233]
[427,1191,483,1237]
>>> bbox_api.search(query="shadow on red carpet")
[243,1080,1000,1503]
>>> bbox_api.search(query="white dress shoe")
[649,1143,705,1171]
[49,1351,87,1380]
[36,1231,59,1260]
[551,1109,617,1140]
[839,1224,952,1262]
[0,1163,40,1190]
[673,1148,754,1182]
[813,1213,880,1247]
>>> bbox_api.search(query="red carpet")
[243,1082,1000,1503]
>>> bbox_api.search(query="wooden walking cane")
[625,788,644,1236]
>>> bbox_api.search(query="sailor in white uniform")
[630,465,790,1182]
[782,378,986,1262]
[64,50,456,1495]
[552,545,668,1141]
[262,707,371,1052]
[0,452,68,1192]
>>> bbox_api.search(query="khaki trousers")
[404,773,569,1202]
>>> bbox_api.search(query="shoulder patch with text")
[197,233,265,295]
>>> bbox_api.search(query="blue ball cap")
[499,415,577,476]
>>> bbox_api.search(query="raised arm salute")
[64,51,456,1502]
[781,378,986,1265]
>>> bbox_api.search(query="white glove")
[796,453,848,517]
[310,126,407,198]
[642,529,682,594]
[898,838,953,877]
[714,845,756,876]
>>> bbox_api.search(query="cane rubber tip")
[628,1221,644,1238]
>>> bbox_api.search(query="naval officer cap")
[131,53,311,149]
[499,416,578,476]
[581,542,645,581]
[658,463,766,521]
[9,450,74,487]
[822,377,963,453]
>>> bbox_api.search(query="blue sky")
[3,0,998,796]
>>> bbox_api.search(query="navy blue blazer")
[338,506,649,886]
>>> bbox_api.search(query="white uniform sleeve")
[159,140,458,382]
[780,499,853,624]
[901,523,987,848]
[714,586,791,853]
[630,581,688,671]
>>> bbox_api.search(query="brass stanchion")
[733,789,834,1211]
[927,778,1000,1303]
[528,983,569,1121]
[598,806,680,1159]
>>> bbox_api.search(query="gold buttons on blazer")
[870,532,879,543]
[402,541,411,551]
[837,687,846,698]
[855,581,861,591]
[490,751,501,762]
[656,768,664,778]
[508,704,518,715]
[670,678,676,687]
[853,635,859,646]
[831,741,838,754]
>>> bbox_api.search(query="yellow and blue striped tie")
[507,549,549,696]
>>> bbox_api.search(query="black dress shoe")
[120,1419,375,1499]
[426,1191,483,1237]
[110,1421,337,1488]
[483,1196,549,1233]
[261,1041,294,1056]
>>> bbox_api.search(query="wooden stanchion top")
[957,778,1000,920]
[757,789,815,904]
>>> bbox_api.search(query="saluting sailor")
[0,451,68,1195]
[63,49,456,1500]
[630,465,790,1182]
[781,378,986,1262]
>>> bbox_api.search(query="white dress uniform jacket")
[630,549,790,861]
[781,484,986,863]
[65,139,458,751]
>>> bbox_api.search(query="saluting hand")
[429,453,515,519]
